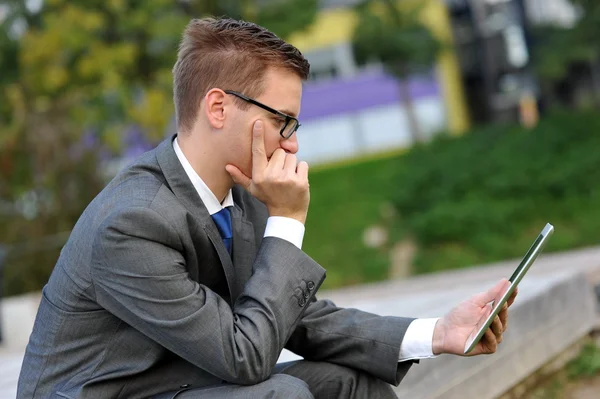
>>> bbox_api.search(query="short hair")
[173,17,311,133]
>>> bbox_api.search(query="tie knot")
[211,207,232,240]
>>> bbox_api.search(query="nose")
[280,133,299,154]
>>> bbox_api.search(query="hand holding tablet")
[431,223,554,357]
[463,223,554,354]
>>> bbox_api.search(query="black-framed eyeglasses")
[224,90,301,139]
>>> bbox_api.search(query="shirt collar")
[173,137,234,216]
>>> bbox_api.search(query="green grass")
[304,151,600,288]
[304,155,600,287]
[568,342,600,379]
[304,153,403,289]
[528,379,565,399]
[303,110,600,288]
[528,341,600,398]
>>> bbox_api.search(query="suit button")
[307,281,315,291]
[303,291,309,300]
[298,297,306,307]
[180,384,191,389]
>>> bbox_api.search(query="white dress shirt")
[172,137,438,361]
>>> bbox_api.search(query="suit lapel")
[230,204,256,302]
[203,223,237,303]
[155,135,237,304]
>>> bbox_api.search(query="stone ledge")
[497,334,596,399]
[392,271,597,399]
[2,246,600,398]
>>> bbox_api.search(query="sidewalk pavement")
[2,246,599,398]
[0,352,23,399]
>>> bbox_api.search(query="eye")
[273,116,286,128]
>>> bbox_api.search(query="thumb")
[225,164,251,189]
[474,279,510,306]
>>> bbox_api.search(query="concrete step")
[2,246,600,398]
[393,271,596,399]
[0,352,23,399]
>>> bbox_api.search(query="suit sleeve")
[90,206,325,385]
[284,298,417,386]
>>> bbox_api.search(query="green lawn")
[303,153,404,289]
[528,341,600,398]
[303,110,600,289]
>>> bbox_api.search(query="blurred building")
[283,0,580,153]
[115,0,580,166]
[285,0,470,165]
[445,0,578,124]
[525,0,578,27]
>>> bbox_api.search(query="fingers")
[297,161,309,180]
[268,149,305,178]
[473,279,510,306]
[482,327,498,353]
[251,120,268,175]
[225,164,251,189]
[490,315,503,342]
[498,303,508,325]
[269,148,287,170]
[507,287,518,307]
[470,281,514,356]
[246,121,310,223]
[283,153,297,174]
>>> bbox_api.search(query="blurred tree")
[531,0,600,109]
[351,0,441,143]
[568,0,600,108]
[0,0,317,296]
[182,0,319,40]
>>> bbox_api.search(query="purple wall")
[300,69,440,122]
[115,69,441,160]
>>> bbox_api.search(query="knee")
[266,374,314,399]
[319,364,396,399]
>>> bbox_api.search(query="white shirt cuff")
[263,216,305,249]
[398,318,440,361]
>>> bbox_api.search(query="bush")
[568,342,600,379]
[392,110,600,272]
[304,155,402,289]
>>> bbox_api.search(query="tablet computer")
[463,223,554,354]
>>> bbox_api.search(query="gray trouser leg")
[274,360,398,399]
[172,374,314,399]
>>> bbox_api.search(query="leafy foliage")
[568,342,600,379]
[281,110,600,288]
[531,24,593,82]
[351,0,441,142]
[392,110,600,272]
[0,0,317,296]
[304,155,402,289]
[304,110,600,284]
[351,0,440,77]
[528,340,600,398]
[253,0,319,40]
[530,0,600,108]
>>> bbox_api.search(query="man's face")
[225,67,303,178]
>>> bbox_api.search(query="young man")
[18,17,516,399]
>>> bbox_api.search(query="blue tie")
[211,207,232,255]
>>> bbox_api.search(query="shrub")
[392,110,600,272]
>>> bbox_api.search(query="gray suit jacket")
[17,136,415,398]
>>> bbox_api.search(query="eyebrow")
[279,109,297,118]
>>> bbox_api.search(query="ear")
[204,88,226,129]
